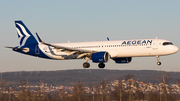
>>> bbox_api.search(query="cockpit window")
[163,42,173,45]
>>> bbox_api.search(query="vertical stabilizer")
[15,21,38,46]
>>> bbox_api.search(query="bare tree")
[134,81,146,101]
[125,74,134,101]
[156,71,171,101]
[100,80,108,101]
[89,83,95,101]
[112,78,124,101]
[148,90,160,101]
[72,81,87,101]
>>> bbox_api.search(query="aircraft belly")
[115,47,156,57]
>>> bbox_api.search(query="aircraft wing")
[41,41,93,52]
[36,33,96,58]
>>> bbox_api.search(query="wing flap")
[42,41,94,53]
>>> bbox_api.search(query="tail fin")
[15,21,38,46]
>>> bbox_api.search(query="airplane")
[5,20,179,68]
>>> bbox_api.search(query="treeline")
[0,74,180,101]
[1,69,180,86]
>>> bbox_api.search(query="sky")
[0,0,180,72]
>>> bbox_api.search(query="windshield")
[162,42,173,46]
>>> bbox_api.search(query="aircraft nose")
[173,46,179,53]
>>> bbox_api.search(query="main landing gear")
[156,56,161,66]
[83,62,90,68]
[82,57,106,68]
[98,63,105,68]
[83,62,105,68]
[83,57,90,68]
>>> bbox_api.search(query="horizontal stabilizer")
[4,46,27,51]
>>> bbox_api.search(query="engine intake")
[91,52,109,63]
[113,57,132,63]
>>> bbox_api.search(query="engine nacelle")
[91,52,110,63]
[113,57,132,63]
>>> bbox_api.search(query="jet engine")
[91,52,110,63]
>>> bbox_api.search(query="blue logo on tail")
[15,21,38,46]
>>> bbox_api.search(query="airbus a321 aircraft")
[5,21,179,68]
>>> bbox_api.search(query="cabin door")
[153,39,158,51]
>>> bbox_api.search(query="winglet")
[35,33,43,43]
[35,33,53,46]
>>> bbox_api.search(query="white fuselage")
[38,39,179,60]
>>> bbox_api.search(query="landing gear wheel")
[98,63,105,68]
[157,62,161,65]
[83,62,90,68]
[156,56,161,66]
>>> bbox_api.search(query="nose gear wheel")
[156,56,161,66]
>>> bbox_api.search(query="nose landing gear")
[156,56,161,66]
[157,62,161,65]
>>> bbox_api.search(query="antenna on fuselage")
[107,37,110,41]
